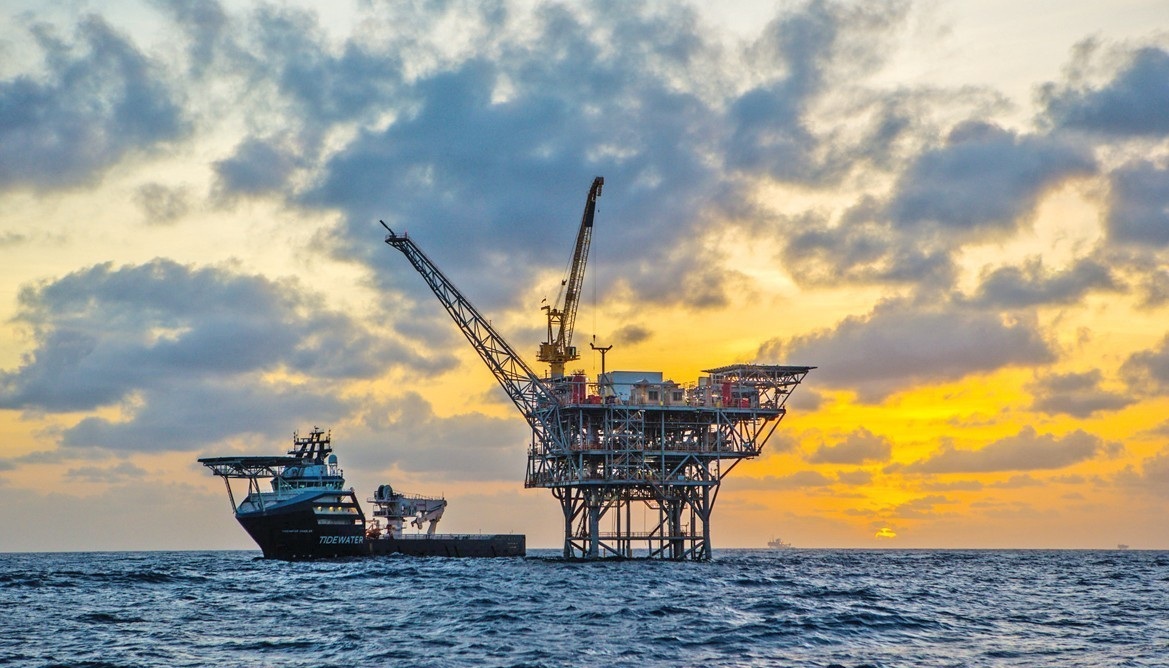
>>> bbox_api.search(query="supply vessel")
[199,427,525,559]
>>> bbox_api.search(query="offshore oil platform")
[381,177,812,560]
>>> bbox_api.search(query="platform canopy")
[198,456,300,479]
[702,364,816,386]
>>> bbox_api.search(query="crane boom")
[381,223,564,446]
[538,176,603,377]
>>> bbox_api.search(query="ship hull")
[235,492,524,559]
[367,534,525,558]
[236,492,366,559]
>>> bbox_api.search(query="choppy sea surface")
[1,549,1166,667]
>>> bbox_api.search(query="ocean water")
[1,549,1166,667]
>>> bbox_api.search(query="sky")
[1,0,1167,552]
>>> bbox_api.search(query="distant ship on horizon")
[767,537,793,549]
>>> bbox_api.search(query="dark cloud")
[0,260,393,411]
[920,479,984,492]
[0,260,444,450]
[1115,448,1169,498]
[346,392,529,482]
[3,0,929,317]
[892,494,954,519]
[0,15,186,191]
[213,136,303,198]
[989,474,1043,489]
[1041,45,1169,136]
[777,118,1096,291]
[726,0,912,183]
[611,324,651,346]
[730,470,835,491]
[154,0,233,79]
[1106,160,1169,247]
[885,121,1095,236]
[780,211,956,288]
[0,232,28,247]
[1027,370,1134,417]
[157,0,402,126]
[61,381,351,452]
[967,257,1121,308]
[1135,268,1169,309]
[1093,246,1169,309]
[135,182,192,225]
[290,0,924,317]
[762,298,1055,401]
[247,3,404,127]
[905,427,1104,473]
[1120,333,1169,394]
[64,461,147,482]
[786,388,823,412]
[808,428,891,464]
[313,43,729,310]
[836,470,873,485]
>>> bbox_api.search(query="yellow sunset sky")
[1,0,1167,551]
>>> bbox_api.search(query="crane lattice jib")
[557,176,603,351]
[381,224,565,445]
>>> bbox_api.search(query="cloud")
[0,232,28,247]
[836,470,873,485]
[920,479,983,492]
[762,298,1055,401]
[1120,333,1169,394]
[1136,268,1169,309]
[60,381,351,452]
[0,15,186,192]
[307,10,735,311]
[0,259,452,452]
[1106,160,1169,247]
[905,427,1105,473]
[65,461,147,482]
[610,324,652,346]
[732,470,834,491]
[780,211,956,288]
[893,494,954,519]
[989,474,1043,489]
[348,392,530,482]
[0,1,951,316]
[213,136,304,199]
[808,427,891,464]
[1115,448,1169,498]
[777,118,1096,292]
[1041,45,1169,136]
[0,259,424,413]
[786,388,823,412]
[725,0,912,184]
[1027,369,1135,417]
[135,182,193,225]
[885,121,1095,236]
[966,257,1121,308]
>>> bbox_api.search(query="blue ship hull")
[236,490,524,559]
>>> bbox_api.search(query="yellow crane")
[537,176,603,378]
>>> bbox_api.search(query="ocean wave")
[1,549,1166,667]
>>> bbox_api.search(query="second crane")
[537,176,603,379]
